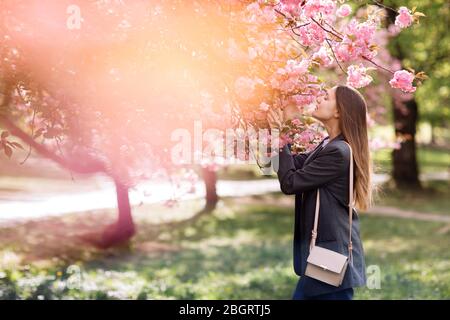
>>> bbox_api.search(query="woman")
[267,85,372,300]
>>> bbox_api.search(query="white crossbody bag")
[304,141,354,287]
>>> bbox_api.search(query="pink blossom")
[389,70,416,93]
[395,7,413,29]
[334,40,355,62]
[346,64,373,88]
[336,4,352,18]
[346,19,376,43]
[227,38,247,61]
[270,59,311,93]
[234,76,256,100]
[289,127,325,154]
[224,0,424,156]
[387,24,401,36]
[293,94,315,106]
[279,78,297,93]
[259,102,270,112]
[285,59,310,76]
[280,0,302,5]
[334,19,377,62]
[245,2,277,25]
[312,46,333,67]
[248,47,258,60]
[279,134,292,148]
[296,23,326,46]
[308,22,326,44]
[303,0,336,19]
[279,0,303,17]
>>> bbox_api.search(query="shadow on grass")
[138,203,293,244]
[1,196,449,299]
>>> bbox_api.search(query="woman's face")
[312,86,338,121]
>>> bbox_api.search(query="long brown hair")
[335,85,372,211]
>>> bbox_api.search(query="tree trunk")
[1,83,136,248]
[381,6,421,189]
[98,178,136,248]
[202,166,219,210]
[392,97,421,189]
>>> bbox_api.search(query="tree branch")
[311,18,343,41]
[325,38,347,75]
[0,115,107,174]
[362,55,395,74]
[371,0,398,14]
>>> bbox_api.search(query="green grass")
[1,199,448,299]
[217,164,272,180]
[372,146,449,174]
[355,216,450,299]
[374,180,450,215]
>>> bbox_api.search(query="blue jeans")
[292,277,354,300]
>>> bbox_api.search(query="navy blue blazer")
[275,133,367,297]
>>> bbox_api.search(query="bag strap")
[309,141,355,265]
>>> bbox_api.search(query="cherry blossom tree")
[221,0,426,167]
[0,0,427,247]
[0,0,233,246]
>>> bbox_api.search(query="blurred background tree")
[382,0,449,188]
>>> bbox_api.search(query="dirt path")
[1,172,448,222]
[365,206,450,223]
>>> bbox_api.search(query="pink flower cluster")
[336,4,352,18]
[389,70,416,93]
[303,0,336,19]
[270,59,311,93]
[335,19,377,62]
[284,123,326,154]
[312,46,333,67]
[291,88,319,106]
[296,22,326,46]
[245,2,277,25]
[346,64,373,88]
[279,0,303,17]
[234,76,263,100]
[259,102,270,112]
[395,7,413,29]
[230,0,424,154]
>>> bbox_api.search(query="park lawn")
[217,164,272,180]
[372,146,449,174]
[0,197,448,300]
[374,180,450,215]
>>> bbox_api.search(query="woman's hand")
[267,108,284,131]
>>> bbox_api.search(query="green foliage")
[387,0,450,124]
